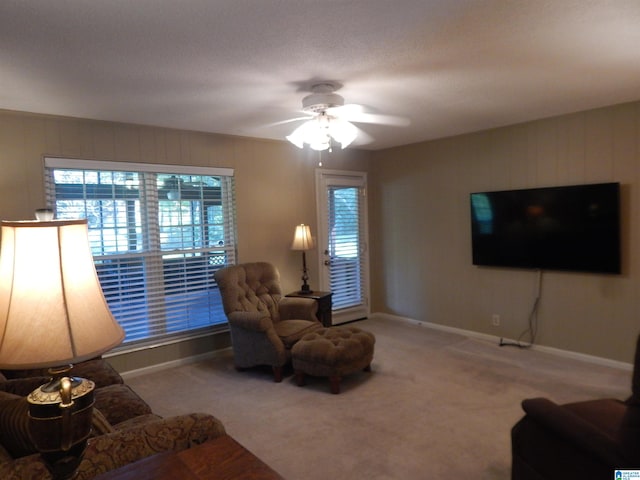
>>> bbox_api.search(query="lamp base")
[28,374,95,480]
[298,250,313,295]
[40,441,87,480]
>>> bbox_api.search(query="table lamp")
[0,219,125,479]
[291,224,314,293]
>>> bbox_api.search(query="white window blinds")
[44,158,236,346]
[327,185,366,310]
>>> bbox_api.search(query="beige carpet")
[126,316,631,479]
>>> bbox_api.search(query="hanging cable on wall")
[499,269,542,349]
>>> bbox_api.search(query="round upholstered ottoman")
[291,326,375,394]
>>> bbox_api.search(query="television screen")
[470,182,621,274]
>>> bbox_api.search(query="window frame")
[43,157,236,352]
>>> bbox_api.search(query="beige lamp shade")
[291,224,314,251]
[0,219,125,369]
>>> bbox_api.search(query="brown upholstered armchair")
[511,334,640,479]
[214,262,322,382]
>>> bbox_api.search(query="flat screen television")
[470,182,621,274]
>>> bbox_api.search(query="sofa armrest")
[278,297,318,321]
[519,397,626,466]
[76,412,226,479]
[228,311,273,332]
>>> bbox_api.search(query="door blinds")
[327,184,366,310]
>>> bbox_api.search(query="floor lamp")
[0,219,125,479]
[291,224,314,294]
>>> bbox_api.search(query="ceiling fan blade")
[264,116,313,128]
[352,112,410,126]
[352,125,374,145]
[328,104,410,126]
[328,103,365,114]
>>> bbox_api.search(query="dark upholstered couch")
[0,358,226,479]
[511,336,640,479]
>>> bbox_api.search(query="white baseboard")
[120,314,632,378]
[120,347,232,380]
[369,312,633,371]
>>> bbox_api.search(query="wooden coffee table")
[94,434,284,479]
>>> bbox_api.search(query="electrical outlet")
[492,314,500,326]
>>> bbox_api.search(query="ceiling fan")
[282,82,409,151]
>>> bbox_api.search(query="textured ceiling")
[1,1,640,150]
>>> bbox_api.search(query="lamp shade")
[291,224,314,251]
[0,219,125,369]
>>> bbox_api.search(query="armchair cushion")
[278,296,318,321]
[274,320,323,349]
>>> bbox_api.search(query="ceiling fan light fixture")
[310,141,330,151]
[329,117,357,149]
[287,118,327,149]
[285,124,306,148]
[301,83,345,113]
[286,113,357,151]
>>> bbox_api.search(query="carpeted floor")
[126,316,631,479]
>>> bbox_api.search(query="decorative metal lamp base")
[299,250,313,294]
[28,375,95,480]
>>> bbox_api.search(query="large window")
[44,157,236,347]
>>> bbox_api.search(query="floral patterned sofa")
[0,358,226,479]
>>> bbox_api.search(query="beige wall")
[370,101,640,363]
[3,101,640,368]
[0,109,371,371]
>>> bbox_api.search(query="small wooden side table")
[286,290,333,327]
[93,434,284,480]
